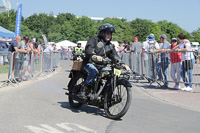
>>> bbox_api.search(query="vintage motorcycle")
[65,58,132,120]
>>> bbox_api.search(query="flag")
[42,35,48,46]
[15,4,22,37]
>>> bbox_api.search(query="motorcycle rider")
[78,23,130,99]
[72,43,84,60]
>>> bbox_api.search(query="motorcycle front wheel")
[104,82,132,120]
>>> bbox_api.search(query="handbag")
[183,60,193,71]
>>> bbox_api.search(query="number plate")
[114,68,121,76]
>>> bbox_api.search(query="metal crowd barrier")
[0,51,60,87]
[0,51,12,83]
[121,51,200,89]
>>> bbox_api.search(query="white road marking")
[25,123,97,133]
[57,123,97,133]
[25,124,64,133]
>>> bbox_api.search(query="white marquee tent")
[56,40,77,49]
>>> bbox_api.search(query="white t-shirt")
[143,41,160,60]
[178,40,194,61]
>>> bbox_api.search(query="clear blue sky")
[2,0,200,32]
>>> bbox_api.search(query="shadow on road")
[58,102,106,117]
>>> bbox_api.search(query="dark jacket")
[84,36,121,64]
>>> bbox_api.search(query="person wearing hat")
[142,34,160,82]
[31,38,40,55]
[131,37,143,74]
[157,34,171,88]
[168,38,182,89]
[132,37,143,53]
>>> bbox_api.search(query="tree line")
[0,10,200,44]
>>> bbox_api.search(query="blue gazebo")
[0,26,15,38]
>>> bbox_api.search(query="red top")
[170,45,182,63]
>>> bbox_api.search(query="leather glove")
[91,55,103,62]
[122,64,131,72]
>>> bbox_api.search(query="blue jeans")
[181,59,195,88]
[84,63,98,84]
[156,58,162,80]
[161,57,170,86]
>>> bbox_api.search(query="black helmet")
[98,23,116,41]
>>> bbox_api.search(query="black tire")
[68,74,84,109]
[104,82,132,120]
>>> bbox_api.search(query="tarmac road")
[0,60,200,133]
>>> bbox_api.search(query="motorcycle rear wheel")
[68,75,84,109]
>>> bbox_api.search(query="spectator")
[67,46,72,60]
[60,46,64,60]
[44,43,55,53]
[60,46,66,60]
[121,41,131,67]
[8,36,29,81]
[32,38,40,55]
[131,37,143,53]
[157,34,171,88]
[131,37,143,74]
[38,42,44,54]
[142,34,160,81]
[0,42,9,65]
[168,38,182,89]
[198,46,200,63]
[118,43,125,57]
[8,36,27,53]
[43,43,55,71]
[124,41,131,53]
[176,33,195,91]
[20,36,31,80]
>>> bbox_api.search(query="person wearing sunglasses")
[169,38,182,89]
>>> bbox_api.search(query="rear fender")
[68,70,86,88]
[68,70,83,78]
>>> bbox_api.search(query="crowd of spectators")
[117,33,197,92]
[0,35,59,81]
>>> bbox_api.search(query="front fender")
[117,79,132,87]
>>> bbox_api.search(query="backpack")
[149,43,157,53]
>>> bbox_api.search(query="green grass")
[0,65,9,74]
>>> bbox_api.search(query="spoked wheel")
[104,83,132,120]
[68,75,84,108]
